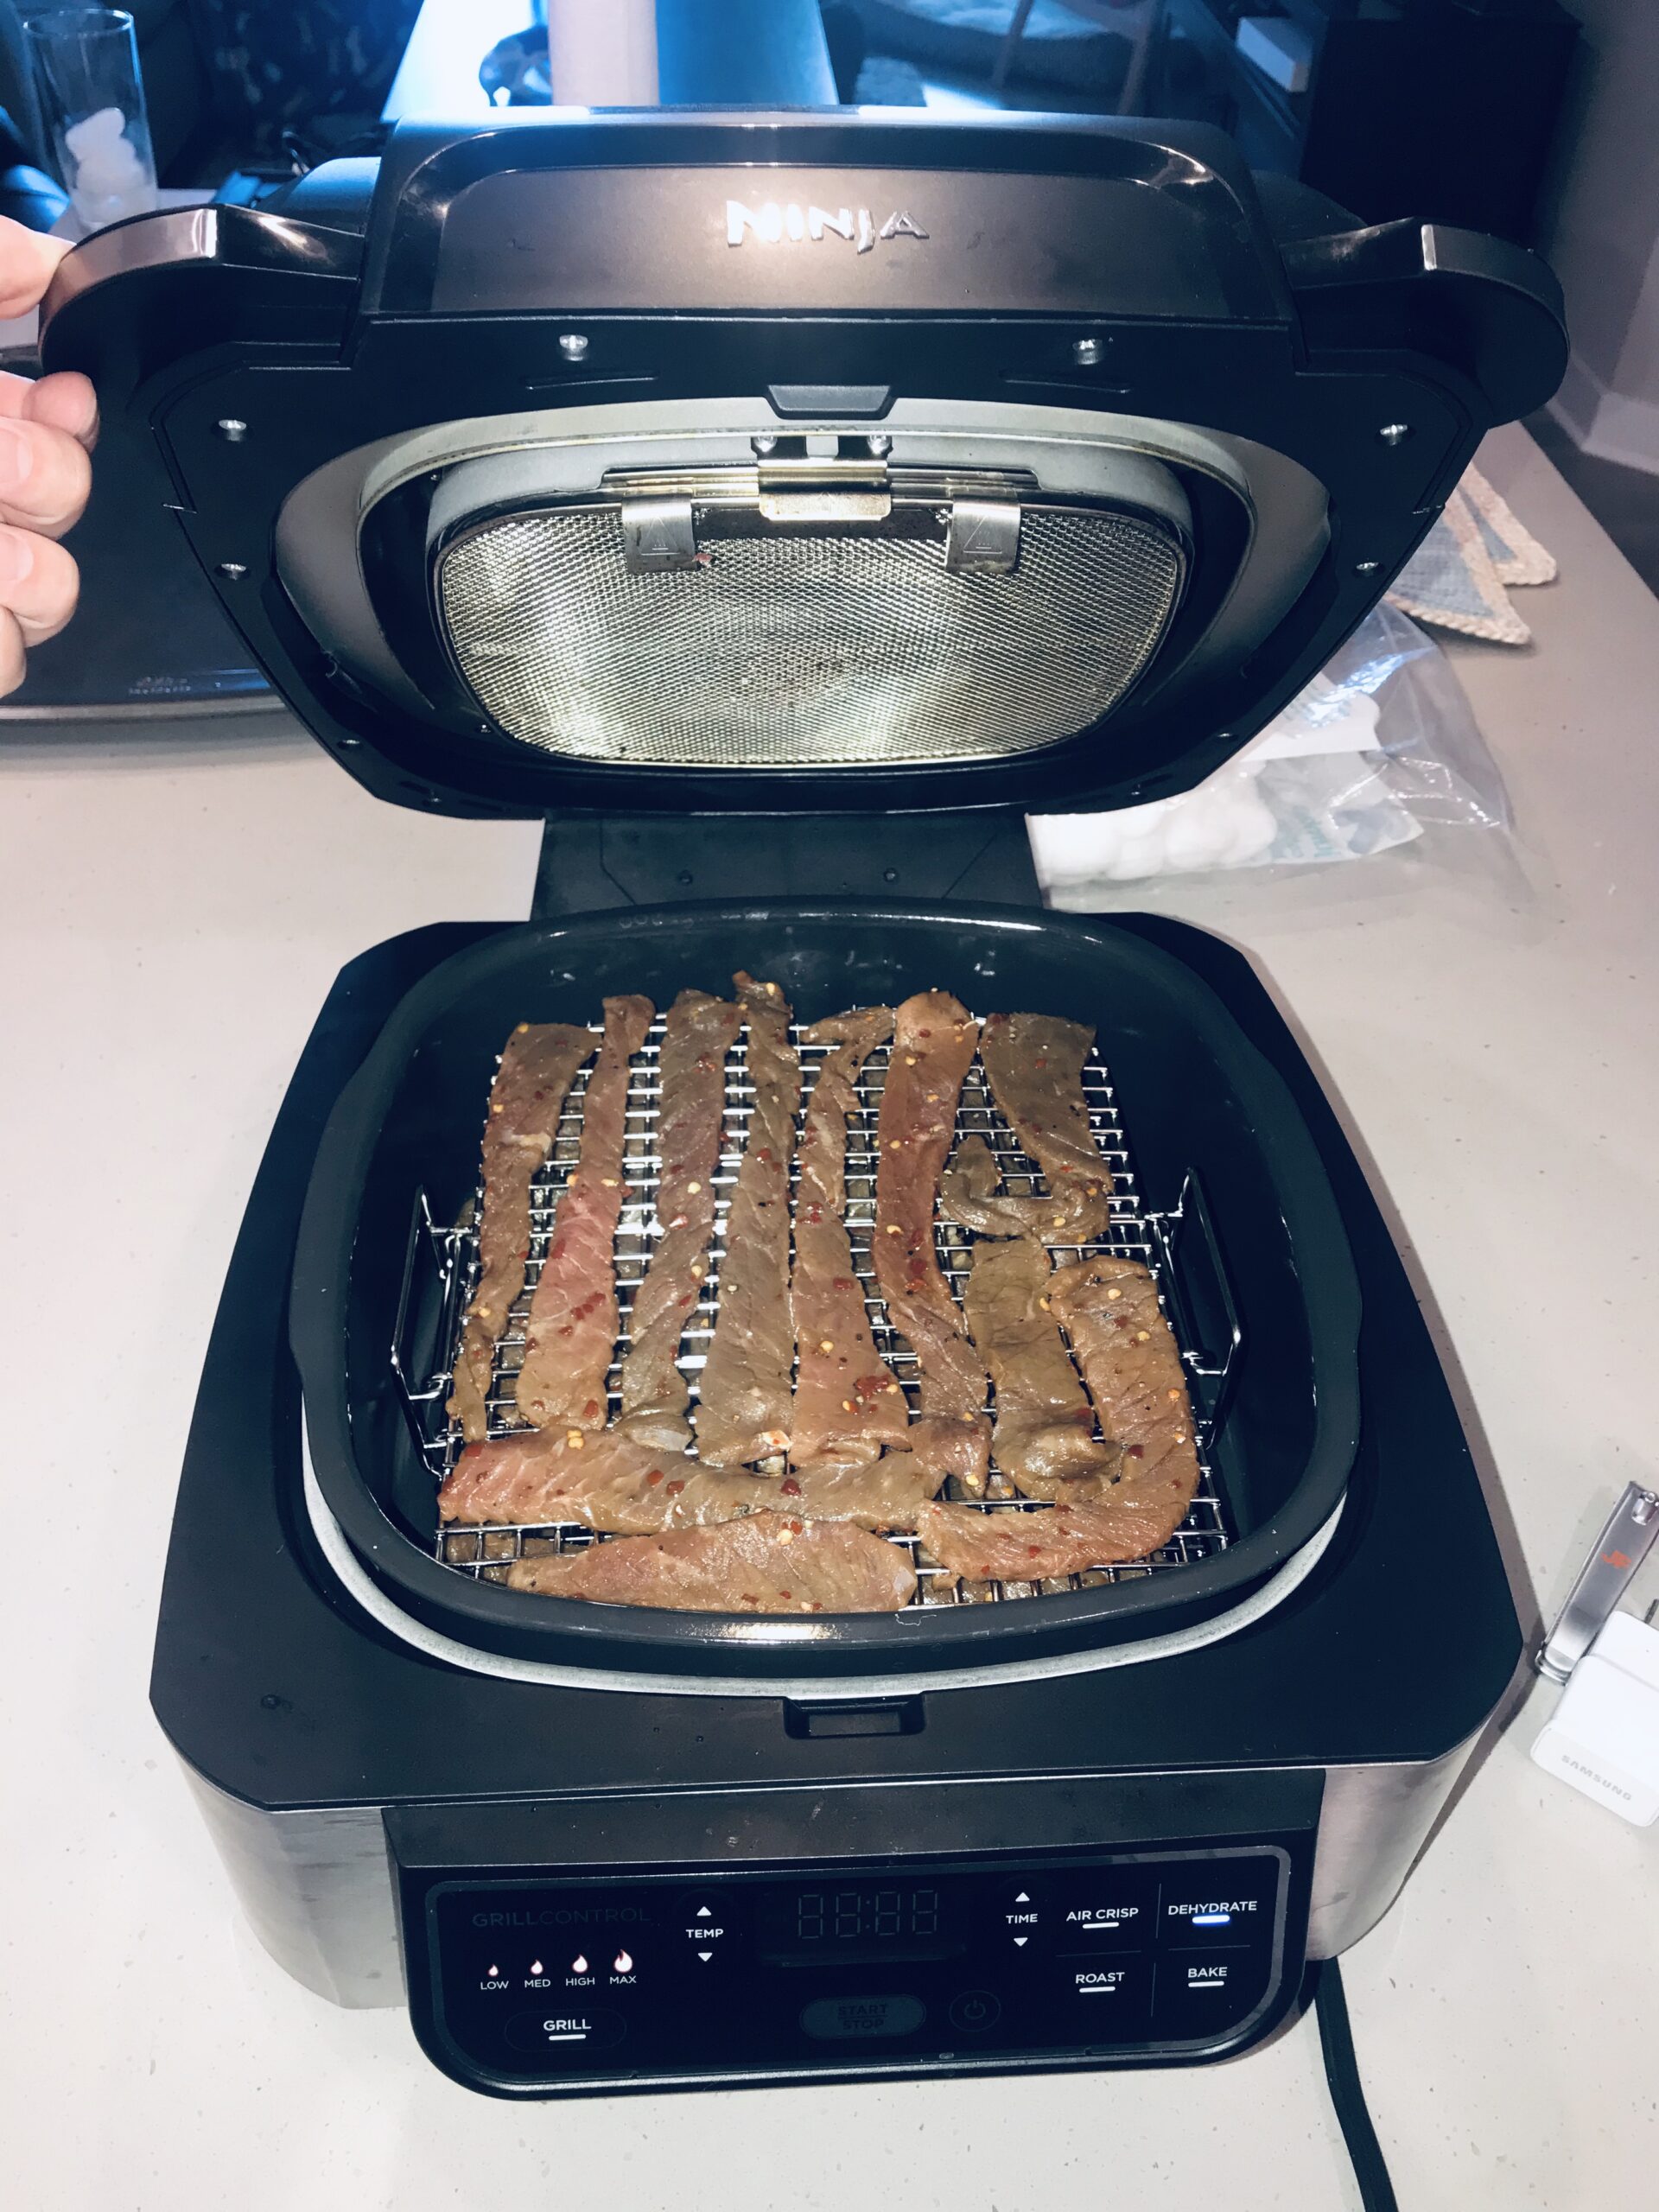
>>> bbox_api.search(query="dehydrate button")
[1158,1858,1280,1951]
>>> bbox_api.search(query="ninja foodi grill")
[43,111,1563,2099]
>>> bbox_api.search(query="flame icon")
[530,1960,543,1976]
[613,1949,634,1974]
[570,1955,588,1976]
[486,1965,499,1978]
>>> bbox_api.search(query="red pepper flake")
[1128,1444,1145,1458]
[646,1470,664,1485]
[832,1276,855,1292]
[666,1479,686,1497]
[582,1399,599,1420]
[780,1478,802,1496]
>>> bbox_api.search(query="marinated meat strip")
[505,1511,917,1614]
[1049,1254,1202,1503]
[791,1007,911,1466]
[613,988,742,1452]
[775,1455,941,1530]
[962,1236,1122,1499]
[885,1412,992,1492]
[696,976,801,1466]
[872,991,989,1450]
[439,1425,672,1526]
[515,994,654,1430]
[448,1022,596,1442]
[442,1426,939,1534]
[940,1133,1105,1246]
[917,1479,1196,1582]
[957,1012,1115,1242]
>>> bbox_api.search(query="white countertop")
[1,423,1656,2209]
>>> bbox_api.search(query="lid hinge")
[611,442,1029,573]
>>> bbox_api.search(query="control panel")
[404,1845,1300,2095]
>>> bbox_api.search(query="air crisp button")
[1051,1868,1158,1955]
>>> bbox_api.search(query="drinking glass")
[26,8,158,231]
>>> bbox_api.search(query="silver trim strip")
[301,1433,1344,1701]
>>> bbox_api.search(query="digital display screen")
[756,1885,965,1966]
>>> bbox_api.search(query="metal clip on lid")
[1536,1484,1659,1684]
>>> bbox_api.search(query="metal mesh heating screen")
[436,505,1184,768]
[398,1021,1230,1608]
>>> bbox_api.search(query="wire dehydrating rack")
[392,1014,1237,1606]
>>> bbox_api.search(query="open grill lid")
[40,110,1566,821]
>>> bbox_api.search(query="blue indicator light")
[1191,1911,1231,1926]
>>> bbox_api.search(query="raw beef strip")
[1048,1254,1201,1502]
[917,1478,1196,1582]
[438,1423,674,1526]
[968,1012,1116,1241]
[614,988,741,1452]
[791,1007,911,1466]
[515,994,654,1430]
[871,990,988,1426]
[441,1427,938,1535]
[696,976,801,1466]
[448,1022,595,1441]
[962,1235,1122,1498]
[940,1132,1107,1246]
[506,1511,917,1613]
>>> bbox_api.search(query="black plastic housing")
[152,916,1522,1821]
[290,903,1362,1678]
[39,110,1567,821]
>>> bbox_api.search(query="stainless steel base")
[184,1736,1475,2013]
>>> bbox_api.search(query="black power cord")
[1313,1960,1400,2212]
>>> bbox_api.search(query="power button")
[948,1990,1002,2035]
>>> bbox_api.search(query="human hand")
[0,216,98,696]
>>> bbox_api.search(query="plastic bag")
[1029,604,1509,898]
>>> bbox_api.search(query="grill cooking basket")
[292,903,1361,1680]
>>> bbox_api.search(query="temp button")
[800,1994,926,2041]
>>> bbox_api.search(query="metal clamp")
[1149,1171,1243,1443]
[390,1186,461,1457]
[1537,1484,1659,1683]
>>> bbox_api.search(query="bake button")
[948,1990,1002,2035]
[800,1993,926,2041]
[503,2005,627,2056]
[1152,1953,1271,2044]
